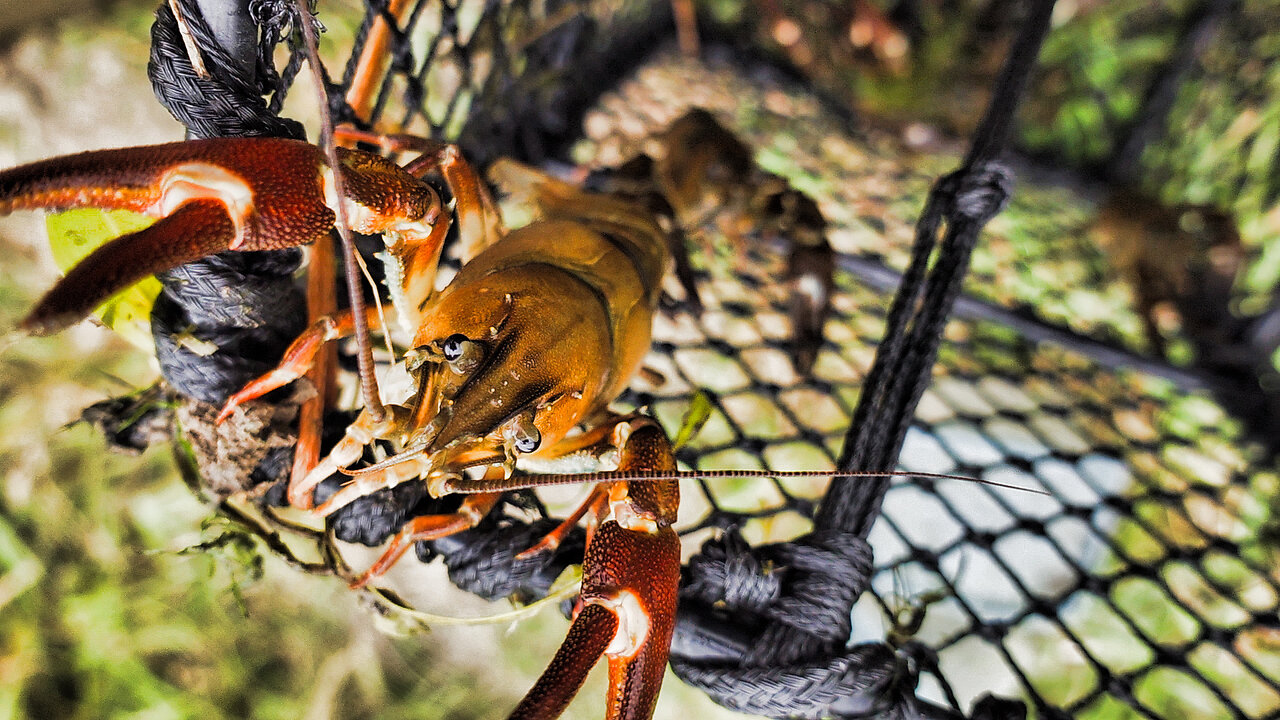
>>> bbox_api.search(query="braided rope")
[147,0,307,404]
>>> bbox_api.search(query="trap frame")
[121,0,1280,717]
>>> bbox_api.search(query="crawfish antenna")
[291,0,386,423]
[445,468,1050,496]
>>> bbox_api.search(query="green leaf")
[45,209,161,351]
[672,390,714,451]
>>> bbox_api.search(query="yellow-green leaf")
[45,209,161,350]
[672,390,714,450]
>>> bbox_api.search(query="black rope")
[426,515,587,605]
[147,0,309,403]
[148,0,305,140]
[668,1,1058,717]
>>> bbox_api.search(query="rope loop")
[756,529,872,646]
[671,640,1033,719]
[146,0,309,403]
[426,516,587,604]
[149,0,305,140]
[682,528,782,612]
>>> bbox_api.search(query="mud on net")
[131,0,1280,718]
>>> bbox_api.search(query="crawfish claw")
[1,137,442,336]
[22,200,236,335]
[511,419,680,720]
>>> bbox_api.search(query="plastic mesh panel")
[562,54,1279,717]
[324,0,671,166]
[257,1,1280,716]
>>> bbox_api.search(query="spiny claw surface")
[23,200,235,335]
[510,421,680,720]
[1,137,441,336]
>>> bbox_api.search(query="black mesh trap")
[134,0,1280,718]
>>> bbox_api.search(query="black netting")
[114,0,1280,718]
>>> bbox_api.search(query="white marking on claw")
[319,167,378,234]
[597,590,650,659]
[609,497,659,535]
[159,163,255,248]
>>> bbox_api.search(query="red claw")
[0,137,442,336]
[23,200,236,335]
[510,419,680,720]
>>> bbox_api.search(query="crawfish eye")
[515,430,541,454]
[442,334,467,361]
[440,334,483,374]
[506,414,541,454]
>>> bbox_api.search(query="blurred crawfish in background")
[590,107,836,375]
[1092,189,1280,457]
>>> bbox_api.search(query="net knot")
[151,250,306,404]
[938,162,1014,225]
[146,0,308,403]
[671,638,1028,719]
[670,529,1034,718]
[674,528,871,667]
[750,529,872,655]
[682,527,782,612]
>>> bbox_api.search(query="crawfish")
[0,131,683,719]
[591,107,836,375]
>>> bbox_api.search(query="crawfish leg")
[293,233,339,515]
[762,186,834,376]
[516,484,610,560]
[343,0,416,121]
[216,304,385,422]
[348,490,503,589]
[288,402,419,509]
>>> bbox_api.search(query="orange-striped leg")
[216,305,384,424]
[348,489,503,589]
[516,484,609,560]
[293,233,339,509]
[344,0,416,121]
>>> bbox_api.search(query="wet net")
[129,0,1280,718]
